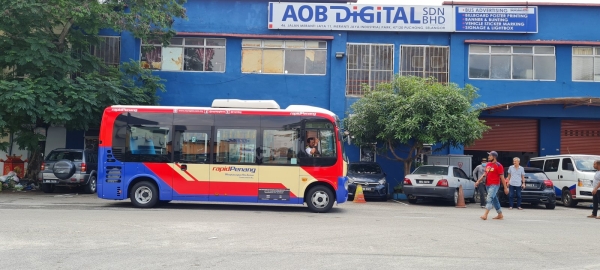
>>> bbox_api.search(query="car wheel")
[305,185,334,213]
[451,189,458,206]
[83,175,97,194]
[562,189,578,207]
[407,195,417,204]
[42,183,55,193]
[545,203,556,209]
[130,181,159,208]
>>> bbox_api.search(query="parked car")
[38,149,98,194]
[347,162,388,201]
[403,165,476,206]
[498,167,557,209]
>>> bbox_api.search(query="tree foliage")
[0,0,187,178]
[344,75,490,176]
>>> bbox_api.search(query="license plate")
[363,187,373,191]
[525,184,538,188]
[417,180,433,184]
[44,180,58,183]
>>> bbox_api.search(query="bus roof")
[110,105,336,118]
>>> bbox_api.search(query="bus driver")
[305,137,321,157]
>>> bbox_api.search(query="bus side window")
[262,129,298,165]
[121,112,173,163]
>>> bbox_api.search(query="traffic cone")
[353,184,367,203]
[456,185,466,208]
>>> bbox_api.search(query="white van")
[528,155,599,207]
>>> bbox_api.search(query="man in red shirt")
[475,151,509,220]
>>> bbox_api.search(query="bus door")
[298,119,339,198]
[258,128,301,204]
[172,125,212,200]
[210,127,259,203]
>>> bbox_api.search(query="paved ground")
[1,190,599,270]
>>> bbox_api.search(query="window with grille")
[241,39,327,75]
[346,43,394,96]
[91,36,121,67]
[468,45,555,81]
[572,47,600,82]
[400,45,449,83]
[141,38,226,72]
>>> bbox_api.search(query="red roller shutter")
[464,118,538,152]
[561,120,600,155]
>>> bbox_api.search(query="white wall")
[45,127,67,156]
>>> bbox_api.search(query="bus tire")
[130,181,159,208]
[306,185,334,213]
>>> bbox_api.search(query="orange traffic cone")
[456,185,466,208]
[353,184,367,203]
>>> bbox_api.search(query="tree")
[344,75,490,177]
[0,0,187,179]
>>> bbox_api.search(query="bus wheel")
[130,181,158,208]
[306,185,334,213]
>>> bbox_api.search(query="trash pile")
[0,171,37,192]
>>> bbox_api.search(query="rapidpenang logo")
[213,166,256,174]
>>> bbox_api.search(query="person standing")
[507,157,526,210]
[475,151,509,220]
[473,158,488,208]
[587,160,600,219]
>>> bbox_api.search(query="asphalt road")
[1,191,599,270]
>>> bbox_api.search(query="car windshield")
[46,151,83,162]
[525,172,548,180]
[573,157,600,172]
[412,166,448,175]
[349,164,382,174]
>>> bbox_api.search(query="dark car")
[497,167,556,209]
[347,162,388,201]
[38,149,98,194]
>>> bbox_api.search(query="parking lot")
[1,191,599,270]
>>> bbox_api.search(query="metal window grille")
[346,43,394,96]
[92,36,121,67]
[400,45,449,84]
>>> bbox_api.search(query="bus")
[97,99,349,212]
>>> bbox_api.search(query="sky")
[358,0,600,5]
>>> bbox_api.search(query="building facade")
[6,0,600,189]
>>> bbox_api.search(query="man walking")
[507,157,526,210]
[475,151,509,220]
[587,160,600,219]
[473,158,488,208]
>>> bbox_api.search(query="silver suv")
[38,149,98,194]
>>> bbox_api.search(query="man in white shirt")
[506,157,525,210]
[587,160,600,219]
[305,137,320,157]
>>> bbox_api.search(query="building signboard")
[455,6,538,33]
[268,2,455,32]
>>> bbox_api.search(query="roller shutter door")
[464,118,538,152]
[561,120,600,155]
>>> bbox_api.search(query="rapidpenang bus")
[97,99,349,212]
